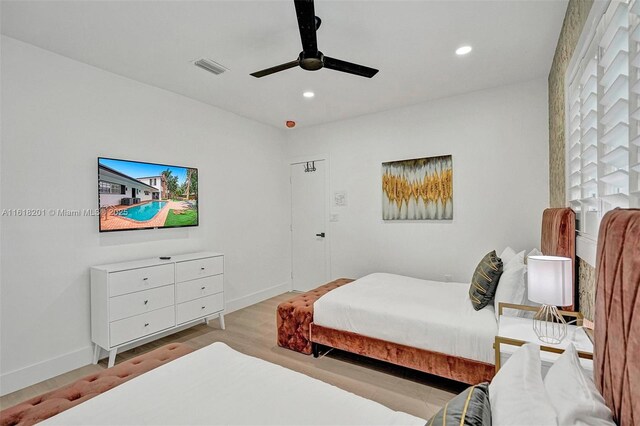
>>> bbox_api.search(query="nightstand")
[494,303,594,378]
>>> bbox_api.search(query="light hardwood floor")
[0,293,465,420]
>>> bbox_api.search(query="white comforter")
[44,342,425,425]
[314,273,498,364]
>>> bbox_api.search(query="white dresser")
[91,252,224,367]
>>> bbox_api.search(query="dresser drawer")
[109,306,175,347]
[109,264,174,297]
[176,275,223,304]
[109,285,175,322]
[176,293,224,325]
[176,256,223,283]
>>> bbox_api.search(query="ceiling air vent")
[194,58,228,75]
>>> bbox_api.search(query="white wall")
[1,35,550,396]
[0,36,291,394]
[286,79,549,284]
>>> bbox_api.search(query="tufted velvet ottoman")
[0,343,193,426]
[277,278,353,354]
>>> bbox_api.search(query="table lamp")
[527,255,573,344]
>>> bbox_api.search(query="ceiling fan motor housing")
[249,0,378,78]
[299,51,324,71]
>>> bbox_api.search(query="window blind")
[566,0,639,239]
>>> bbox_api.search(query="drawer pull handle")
[201,306,206,309]
[143,277,149,281]
[201,286,206,290]
[200,267,205,270]
[144,323,149,327]
[144,300,149,305]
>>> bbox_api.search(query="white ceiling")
[1,0,568,129]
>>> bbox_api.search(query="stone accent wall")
[548,0,594,208]
[548,0,595,320]
[578,258,596,321]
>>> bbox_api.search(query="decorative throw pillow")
[427,383,491,426]
[544,344,614,426]
[469,250,503,310]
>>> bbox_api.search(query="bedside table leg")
[219,313,225,330]
[108,348,117,368]
[92,344,101,365]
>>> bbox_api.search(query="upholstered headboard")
[541,208,576,310]
[594,209,640,426]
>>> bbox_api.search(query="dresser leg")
[107,348,117,368]
[92,344,101,364]
[218,313,225,330]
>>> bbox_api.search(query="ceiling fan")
[250,0,379,79]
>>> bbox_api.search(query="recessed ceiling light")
[303,91,315,98]
[455,45,472,56]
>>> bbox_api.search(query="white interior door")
[291,160,328,292]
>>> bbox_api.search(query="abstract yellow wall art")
[382,155,453,220]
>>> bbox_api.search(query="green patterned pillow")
[469,250,503,310]
[427,383,491,426]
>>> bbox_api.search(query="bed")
[309,208,575,384]
[313,273,497,379]
[314,273,497,365]
[40,342,424,426]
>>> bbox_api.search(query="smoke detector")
[193,58,228,75]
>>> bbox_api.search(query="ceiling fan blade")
[250,60,300,78]
[323,57,379,78]
[294,0,318,53]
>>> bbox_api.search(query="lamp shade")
[527,256,572,306]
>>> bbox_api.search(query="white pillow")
[494,250,526,321]
[518,248,544,318]
[499,246,517,265]
[544,344,614,426]
[489,343,558,426]
[526,248,543,264]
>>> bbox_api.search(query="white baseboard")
[0,345,94,396]
[225,281,290,314]
[1,281,291,397]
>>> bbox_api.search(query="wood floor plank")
[0,292,463,419]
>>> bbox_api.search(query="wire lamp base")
[533,304,567,344]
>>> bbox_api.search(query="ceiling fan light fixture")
[303,91,315,98]
[455,45,473,56]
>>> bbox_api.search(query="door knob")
[315,233,325,238]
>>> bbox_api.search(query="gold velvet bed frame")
[309,208,576,385]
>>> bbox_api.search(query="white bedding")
[43,342,425,426]
[314,273,498,364]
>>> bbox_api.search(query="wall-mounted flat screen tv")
[98,157,198,232]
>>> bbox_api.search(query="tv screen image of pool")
[98,158,198,232]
